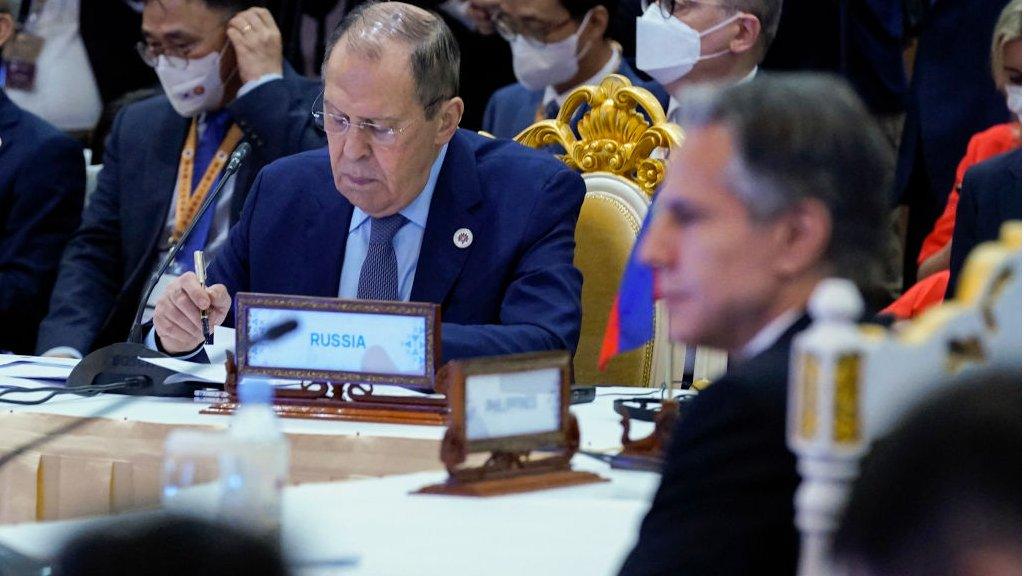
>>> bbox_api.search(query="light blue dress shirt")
[338,144,448,301]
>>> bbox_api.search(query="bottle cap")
[238,377,274,405]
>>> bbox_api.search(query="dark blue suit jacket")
[0,91,84,353]
[894,0,1009,285]
[208,129,586,362]
[947,149,1022,297]
[37,66,324,354]
[482,59,669,139]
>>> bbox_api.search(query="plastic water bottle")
[219,377,290,541]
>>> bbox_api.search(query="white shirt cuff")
[42,346,83,359]
[238,73,284,98]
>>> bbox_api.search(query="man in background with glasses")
[636,0,781,124]
[151,1,585,365]
[482,0,668,139]
[37,0,323,359]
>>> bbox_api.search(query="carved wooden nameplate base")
[201,361,448,426]
[200,293,447,426]
[416,351,607,497]
[608,398,680,472]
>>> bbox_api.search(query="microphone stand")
[65,143,252,397]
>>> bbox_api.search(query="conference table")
[0,361,662,575]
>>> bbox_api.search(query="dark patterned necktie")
[356,214,408,301]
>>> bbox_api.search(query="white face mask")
[155,45,231,117]
[635,4,740,88]
[511,11,594,92]
[1007,84,1022,122]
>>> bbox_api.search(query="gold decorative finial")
[514,74,682,196]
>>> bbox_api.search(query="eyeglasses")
[640,0,736,18]
[311,92,450,147]
[135,40,200,69]
[491,10,574,44]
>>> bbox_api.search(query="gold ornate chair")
[786,223,1022,575]
[514,74,728,387]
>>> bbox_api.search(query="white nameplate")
[465,367,561,441]
[235,293,440,390]
[443,351,571,453]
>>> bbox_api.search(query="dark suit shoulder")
[962,148,1023,196]
[461,129,578,184]
[1,101,81,173]
[6,104,78,150]
[488,82,542,109]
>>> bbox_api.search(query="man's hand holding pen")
[153,272,231,354]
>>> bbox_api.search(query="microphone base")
[66,342,205,397]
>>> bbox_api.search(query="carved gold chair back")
[515,74,727,387]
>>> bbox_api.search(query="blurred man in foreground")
[618,73,889,575]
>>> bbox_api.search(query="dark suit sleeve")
[36,111,130,355]
[227,77,323,167]
[441,168,585,359]
[0,133,84,353]
[946,167,981,298]
[618,377,799,576]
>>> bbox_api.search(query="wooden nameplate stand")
[416,351,607,497]
[201,352,449,426]
[608,399,679,471]
[418,415,606,496]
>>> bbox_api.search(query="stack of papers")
[0,355,78,385]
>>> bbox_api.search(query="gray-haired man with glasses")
[151,1,586,366]
[636,0,782,123]
[37,0,323,359]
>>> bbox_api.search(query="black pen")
[193,250,213,345]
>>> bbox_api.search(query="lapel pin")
[453,228,473,249]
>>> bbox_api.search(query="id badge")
[3,32,44,91]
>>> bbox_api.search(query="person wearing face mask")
[482,0,668,139]
[0,0,85,354]
[634,0,782,124]
[36,0,324,359]
[881,0,1021,320]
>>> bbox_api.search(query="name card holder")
[417,351,607,496]
[201,292,447,426]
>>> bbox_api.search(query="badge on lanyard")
[3,31,44,91]
[4,0,47,92]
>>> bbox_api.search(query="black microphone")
[128,141,251,343]
[65,142,251,397]
[254,319,298,344]
[0,319,300,474]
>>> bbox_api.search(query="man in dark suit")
[36,0,323,358]
[946,149,1022,297]
[482,0,668,139]
[618,74,890,576]
[151,2,585,361]
[895,0,1009,289]
[0,3,85,353]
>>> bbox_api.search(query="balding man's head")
[324,1,460,119]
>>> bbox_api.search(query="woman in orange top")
[884,0,1021,319]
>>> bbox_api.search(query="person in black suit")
[895,0,1010,289]
[0,3,85,354]
[36,0,324,358]
[618,74,890,576]
[946,149,1022,297]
